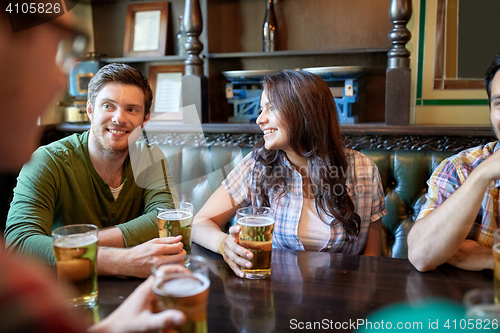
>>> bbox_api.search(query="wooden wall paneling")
[207,0,392,54]
[280,0,392,51]
[207,58,243,122]
[92,2,128,58]
[206,0,259,53]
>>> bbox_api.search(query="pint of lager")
[463,288,500,319]
[52,224,99,307]
[236,206,274,279]
[153,255,210,333]
[157,202,194,257]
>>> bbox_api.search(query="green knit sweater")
[5,131,175,265]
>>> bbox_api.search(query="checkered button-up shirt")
[222,149,386,254]
[417,141,500,247]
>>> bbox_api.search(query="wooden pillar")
[385,0,412,126]
[182,0,208,123]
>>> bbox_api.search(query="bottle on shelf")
[175,15,188,56]
[262,0,277,52]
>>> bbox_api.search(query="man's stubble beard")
[90,123,129,158]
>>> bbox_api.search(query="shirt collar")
[282,154,294,170]
[494,141,500,153]
[493,142,500,188]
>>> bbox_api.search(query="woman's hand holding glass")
[220,225,254,278]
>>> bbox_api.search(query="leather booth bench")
[159,144,454,259]
[0,144,454,259]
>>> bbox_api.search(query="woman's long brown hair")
[254,70,361,240]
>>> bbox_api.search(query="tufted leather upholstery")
[360,150,453,258]
[158,144,455,259]
[160,145,252,216]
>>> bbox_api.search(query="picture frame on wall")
[123,2,170,57]
[148,64,185,121]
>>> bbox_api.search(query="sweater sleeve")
[115,212,158,247]
[5,148,61,266]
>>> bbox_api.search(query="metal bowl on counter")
[222,69,279,81]
[301,66,365,78]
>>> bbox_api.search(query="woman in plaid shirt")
[193,70,386,278]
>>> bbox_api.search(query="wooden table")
[89,244,493,332]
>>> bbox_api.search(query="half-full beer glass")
[52,224,98,307]
[494,229,500,303]
[464,288,500,320]
[153,255,210,333]
[157,202,193,257]
[236,206,274,279]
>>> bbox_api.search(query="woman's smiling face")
[256,90,290,152]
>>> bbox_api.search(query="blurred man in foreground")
[0,9,185,332]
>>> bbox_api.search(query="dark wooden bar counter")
[90,244,492,332]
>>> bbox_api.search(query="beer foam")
[159,211,192,219]
[54,234,98,248]
[154,273,210,297]
[158,210,193,227]
[237,216,274,227]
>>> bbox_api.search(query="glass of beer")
[153,255,211,333]
[157,202,194,257]
[464,288,500,320]
[236,206,274,279]
[494,229,500,303]
[52,224,98,307]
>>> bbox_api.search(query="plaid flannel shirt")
[417,141,500,247]
[223,149,386,254]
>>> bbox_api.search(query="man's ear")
[142,111,151,127]
[86,101,93,121]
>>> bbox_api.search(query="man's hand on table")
[447,239,494,271]
[98,236,186,278]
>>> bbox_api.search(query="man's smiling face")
[87,82,149,155]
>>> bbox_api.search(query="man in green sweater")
[5,63,184,278]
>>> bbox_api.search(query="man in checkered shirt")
[408,53,500,272]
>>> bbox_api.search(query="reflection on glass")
[224,277,275,333]
[73,304,101,327]
[271,249,304,304]
[464,288,500,320]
